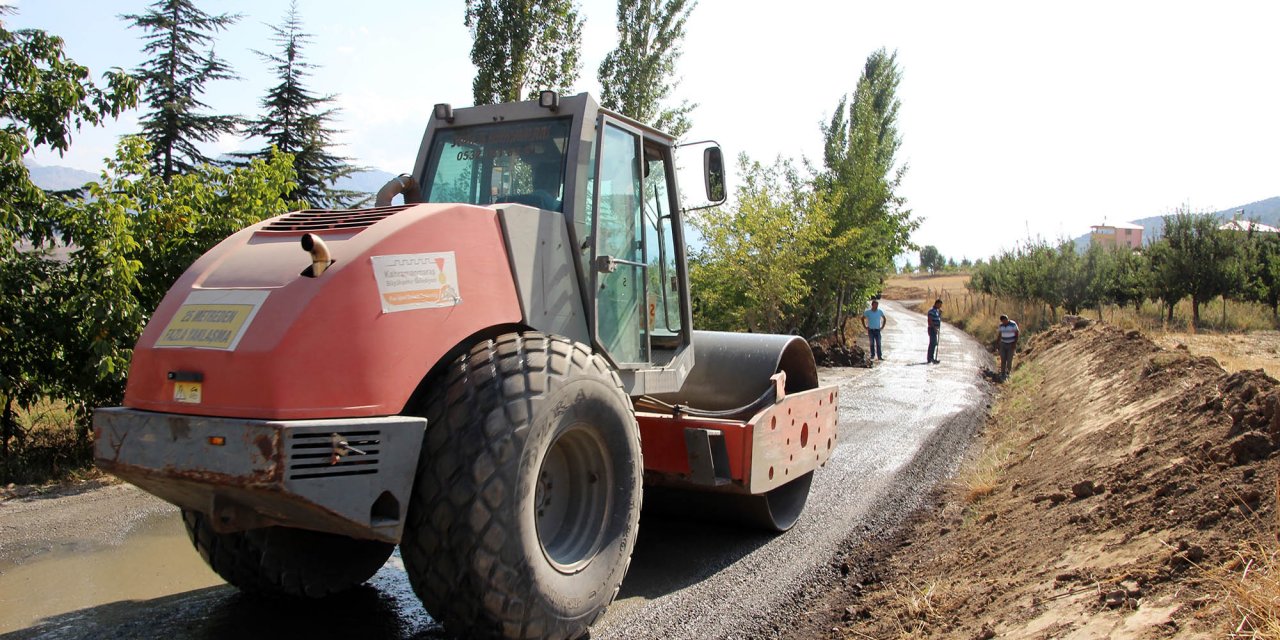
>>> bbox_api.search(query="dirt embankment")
[797,321,1280,639]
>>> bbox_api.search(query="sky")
[8,0,1280,261]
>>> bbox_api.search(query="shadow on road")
[619,501,775,601]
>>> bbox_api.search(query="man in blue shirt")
[926,299,942,364]
[861,299,888,361]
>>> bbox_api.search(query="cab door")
[589,118,648,366]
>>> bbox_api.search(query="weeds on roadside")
[954,364,1041,511]
[1,399,88,486]
[1216,540,1280,639]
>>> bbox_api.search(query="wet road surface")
[0,301,992,640]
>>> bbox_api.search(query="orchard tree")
[597,0,696,137]
[466,0,584,104]
[236,2,363,208]
[1245,231,1280,318]
[123,0,240,179]
[1154,211,1243,329]
[1100,246,1148,313]
[0,9,137,478]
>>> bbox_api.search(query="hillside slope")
[799,321,1280,639]
[1073,195,1280,249]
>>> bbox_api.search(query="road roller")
[94,92,839,640]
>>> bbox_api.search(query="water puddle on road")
[0,509,221,634]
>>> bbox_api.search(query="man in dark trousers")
[926,299,942,364]
[861,299,887,361]
[997,314,1020,380]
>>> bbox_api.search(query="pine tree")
[597,0,696,137]
[237,2,362,208]
[466,0,584,104]
[122,0,240,180]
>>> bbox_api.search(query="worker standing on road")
[926,299,942,364]
[997,314,1020,380]
[861,299,887,361]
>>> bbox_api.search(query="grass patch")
[2,399,92,486]
[953,363,1042,513]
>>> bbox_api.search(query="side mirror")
[703,147,726,204]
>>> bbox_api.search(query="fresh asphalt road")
[0,301,993,640]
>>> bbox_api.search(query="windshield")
[422,118,571,212]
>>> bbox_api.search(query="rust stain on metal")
[253,433,274,462]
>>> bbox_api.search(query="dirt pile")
[805,321,1280,639]
[812,341,870,368]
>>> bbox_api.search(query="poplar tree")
[466,0,584,104]
[597,0,696,137]
[237,2,362,208]
[122,0,240,180]
[805,48,917,338]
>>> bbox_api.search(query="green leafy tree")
[466,0,584,104]
[235,2,363,208]
[122,0,241,179]
[918,245,943,273]
[1099,246,1148,313]
[1245,231,1280,318]
[0,9,137,479]
[53,137,300,426]
[689,155,832,333]
[1149,211,1244,329]
[597,0,696,137]
[806,48,917,338]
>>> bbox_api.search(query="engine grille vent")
[287,430,382,480]
[260,206,411,233]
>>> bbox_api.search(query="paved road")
[0,301,992,640]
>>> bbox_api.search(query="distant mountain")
[336,168,397,201]
[25,159,397,205]
[1072,196,1280,250]
[25,161,98,191]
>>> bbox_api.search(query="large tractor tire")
[401,332,642,640]
[181,509,395,598]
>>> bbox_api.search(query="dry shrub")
[1218,541,1280,639]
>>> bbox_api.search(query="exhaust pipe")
[374,174,423,207]
[301,233,332,277]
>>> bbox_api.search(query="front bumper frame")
[94,407,426,543]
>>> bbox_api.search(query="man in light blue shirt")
[861,299,887,361]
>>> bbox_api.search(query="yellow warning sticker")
[155,290,269,350]
[173,381,202,403]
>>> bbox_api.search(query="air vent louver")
[261,206,412,233]
[287,430,382,480]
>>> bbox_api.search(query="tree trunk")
[1191,296,1201,333]
[836,285,847,346]
[1,397,14,484]
[1221,296,1227,329]
[1166,302,1174,325]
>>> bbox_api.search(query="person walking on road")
[926,299,942,364]
[861,299,887,361]
[997,314,1020,380]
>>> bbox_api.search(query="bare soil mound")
[800,321,1280,639]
